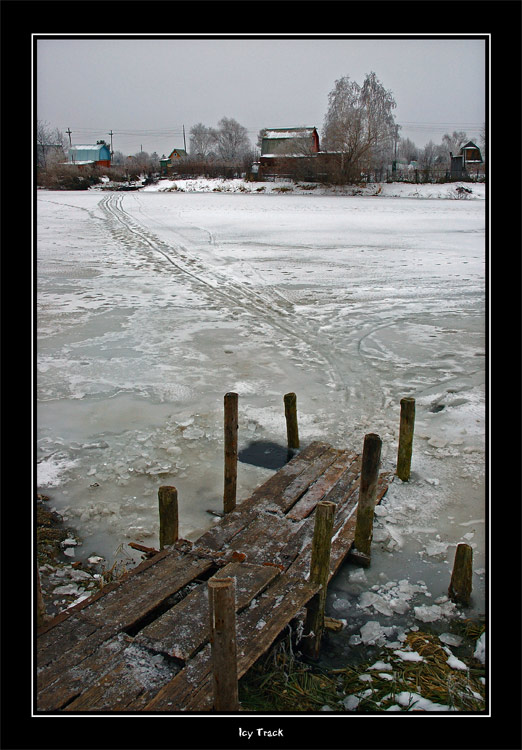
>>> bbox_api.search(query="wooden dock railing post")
[284,392,299,457]
[397,397,415,481]
[158,486,179,549]
[223,392,239,514]
[352,432,382,565]
[301,500,336,660]
[208,577,239,711]
[448,543,473,606]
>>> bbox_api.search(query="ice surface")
[36,183,486,640]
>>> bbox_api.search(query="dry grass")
[239,625,486,713]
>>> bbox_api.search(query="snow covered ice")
[36,179,486,640]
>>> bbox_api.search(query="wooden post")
[158,486,179,549]
[397,397,415,481]
[352,433,382,562]
[208,577,239,711]
[448,543,473,605]
[284,392,299,455]
[301,500,336,659]
[223,392,238,514]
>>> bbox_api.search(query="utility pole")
[183,125,186,152]
[108,129,113,156]
[66,128,72,147]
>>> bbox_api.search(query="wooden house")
[450,141,484,179]
[460,141,483,169]
[160,148,187,173]
[260,127,320,157]
[258,127,320,179]
[68,143,111,168]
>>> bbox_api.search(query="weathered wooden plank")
[135,562,280,660]
[194,442,331,551]
[286,450,353,520]
[36,546,182,638]
[321,455,361,506]
[273,446,343,514]
[36,616,101,670]
[284,470,392,580]
[276,517,315,571]
[63,639,181,712]
[78,554,215,631]
[225,513,303,567]
[37,632,131,711]
[141,575,320,712]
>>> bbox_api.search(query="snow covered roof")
[263,128,317,140]
[69,144,106,151]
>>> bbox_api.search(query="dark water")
[238,440,294,470]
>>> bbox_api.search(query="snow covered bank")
[138,176,486,201]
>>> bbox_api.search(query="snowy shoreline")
[136,176,486,201]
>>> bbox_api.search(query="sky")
[36,36,486,157]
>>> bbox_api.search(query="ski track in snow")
[98,192,349,400]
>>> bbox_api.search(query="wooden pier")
[36,440,392,713]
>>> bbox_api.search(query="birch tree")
[214,117,251,161]
[321,72,397,181]
[189,123,217,158]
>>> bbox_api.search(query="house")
[160,148,187,173]
[260,127,320,157]
[258,127,320,179]
[449,141,483,179]
[68,143,111,168]
[460,141,483,169]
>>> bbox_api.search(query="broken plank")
[286,450,354,520]
[274,446,344,514]
[135,562,280,661]
[141,575,320,712]
[194,442,332,551]
[63,639,181,712]
[36,547,177,638]
[77,553,215,632]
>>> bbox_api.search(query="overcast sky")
[36,36,486,157]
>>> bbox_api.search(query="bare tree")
[479,123,486,162]
[398,137,419,164]
[189,123,217,158]
[214,117,251,161]
[37,120,67,168]
[322,72,397,182]
[441,130,468,156]
[257,128,267,151]
[111,150,126,166]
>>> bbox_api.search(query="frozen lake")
[36,182,486,653]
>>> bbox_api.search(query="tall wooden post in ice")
[397,397,415,481]
[158,486,179,549]
[284,392,299,456]
[301,500,336,659]
[223,392,238,514]
[448,543,473,606]
[352,433,382,563]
